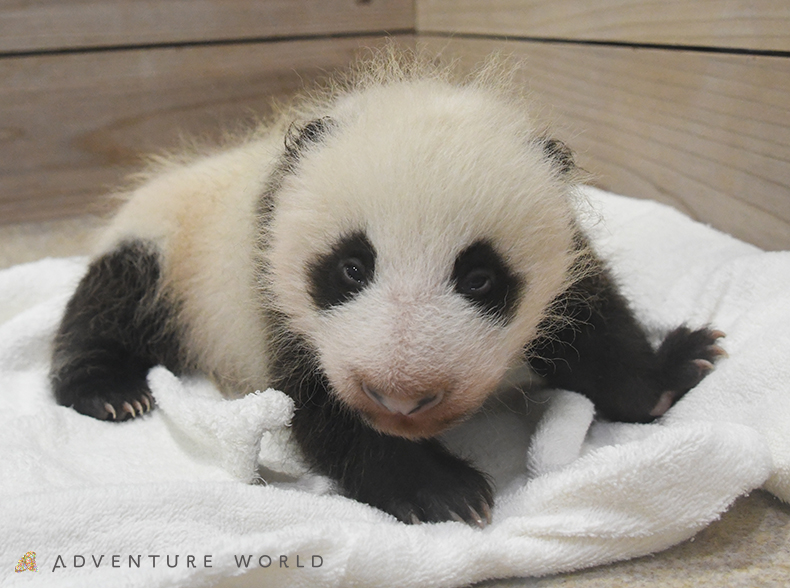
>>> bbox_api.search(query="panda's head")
[265,78,580,439]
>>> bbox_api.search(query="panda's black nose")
[361,382,444,416]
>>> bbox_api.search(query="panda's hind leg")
[50,241,182,421]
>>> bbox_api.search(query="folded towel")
[1,187,787,587]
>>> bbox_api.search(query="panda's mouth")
[355,382,466,439]
[361,409,461,439]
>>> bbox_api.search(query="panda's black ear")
[538,137,576,176]
[284,116,335,162]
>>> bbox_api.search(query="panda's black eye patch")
[308,232,376,310]
[452,241,522,322]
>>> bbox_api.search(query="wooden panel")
[420,36,790,250]
[417,1,790,53]
[0,0,414,53]
[0,35,414,223]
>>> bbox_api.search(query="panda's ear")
[538,137,576,176]
[284,116,335,162]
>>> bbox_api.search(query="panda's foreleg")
[271,334,493,526]
[292,389,493,525]
[50,241,181,421]
[528,259,725,423]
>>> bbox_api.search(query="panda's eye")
[451,240,522,322]
[308,232,376,310]
[457,268,495,297]
[340,258,369,286]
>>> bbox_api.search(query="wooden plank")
[0,35,414,223]
[417,1,790,53]
[0,0,414,53]
[420,36,790,250]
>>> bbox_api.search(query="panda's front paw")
[388,467,493,527]
[68,383,155,421]
[358,441,494,527]
[652,326,726,416]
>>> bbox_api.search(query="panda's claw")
[480,501,493,525]
[449,510,466,524]
[122,401,136,418]
[693,358,715,373]
[709,344,728,358]
[649,391,677,417]
[467,505,486,528]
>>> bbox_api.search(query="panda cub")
[51,50,724,527]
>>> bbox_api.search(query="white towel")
[1,188,787,587]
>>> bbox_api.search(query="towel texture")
[1,188,787,587]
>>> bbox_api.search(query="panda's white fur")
[99,51,581,439]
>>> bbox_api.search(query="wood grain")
[1,0,414,53]
[420,36,790,250]
[417,0,790,53]
[0,35,413,223]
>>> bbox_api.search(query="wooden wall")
[417,1,790,250]
[2,1,413,52]
[0,1,413,222]
[417,1,790,51]
[417,38,790,250]
[2,1,789,250]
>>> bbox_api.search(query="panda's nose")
[362,382,444,416]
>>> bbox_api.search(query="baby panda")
[50,50,724,527]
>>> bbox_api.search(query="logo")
[15,552,37,573]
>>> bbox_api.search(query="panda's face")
[300,231,527,439]
[265,81,576,439]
